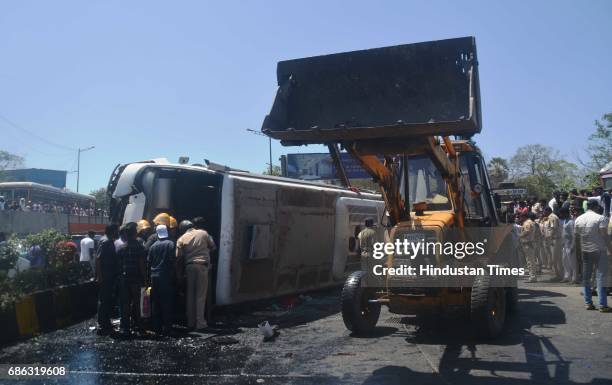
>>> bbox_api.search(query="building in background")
[0,168,67,188]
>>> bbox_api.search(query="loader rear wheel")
[470,275,506,339]
[341,271,380,335]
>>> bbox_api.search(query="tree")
[262,165,282,176]
[0,150,24,171]
[509,144,579,198]
[487,157,509,188]
[585,112,612,171]
[90,187,110,212]
[509,144,560,179]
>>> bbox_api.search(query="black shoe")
[96,327,112,336]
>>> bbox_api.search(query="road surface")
[1,279,611,385]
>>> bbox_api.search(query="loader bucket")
[262,37,481,145]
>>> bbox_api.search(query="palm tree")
[487,157,509,188]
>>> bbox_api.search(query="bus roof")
[109,159,381,199]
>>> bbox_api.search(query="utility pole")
[268,134,272,175]
[246,129,273,175]
[77,146,95,192]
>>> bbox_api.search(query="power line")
[0,112,77,151]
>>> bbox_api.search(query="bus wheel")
[341,271,380,335]
[470,275,506,339]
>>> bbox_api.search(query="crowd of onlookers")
[88,213,215,337]
[510,186,612,312]
[0,196,106,217]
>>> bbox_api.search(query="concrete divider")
[0,211,69,235]
[0,281,98,345]
[0,211,108,235]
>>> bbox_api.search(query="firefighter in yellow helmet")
[145,213,172,251]
[168,216,178,241]
[153,213,171,227]
[136,219,152,246]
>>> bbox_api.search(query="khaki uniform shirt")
[176,228,216,265]
[545,213,562,240]
[520,219,536,247]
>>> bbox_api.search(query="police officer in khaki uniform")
[533,215,543,274]
[520,212,538,282]
[176,217,216,331]
[544,206,563,280]
[537,213,550,270]
[357,219,377,265]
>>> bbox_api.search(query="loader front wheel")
[342,271,380,335]
[470,275,506,339]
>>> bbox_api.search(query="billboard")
[282,153,374,180]
[491,188,528,199]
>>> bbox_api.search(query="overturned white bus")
[106,159,384,306]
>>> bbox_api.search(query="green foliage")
[0,150,24,171]
[23,229,71,268]
[0,238,19,271]
[0,229,86,310]
[580,171,601,190]
[487,157,509,188]
[90,187,110,212]
[263,165,282,176]
[586,113,612,171]
[508,144,579,198]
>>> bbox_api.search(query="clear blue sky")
[1,0,611,194]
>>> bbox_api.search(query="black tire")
[506,286,519,314]
[470,275,506,339]
[341,271,380,334]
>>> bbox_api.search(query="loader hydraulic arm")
[345,145,408,226]
[342,136,465,228]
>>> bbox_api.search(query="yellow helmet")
[153,213,171,226]
[136,219,151,234]
[168,216,178,229]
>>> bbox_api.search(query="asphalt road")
[1,279,611,385]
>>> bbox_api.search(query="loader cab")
[458,150,498,226]
[398,149,498,227]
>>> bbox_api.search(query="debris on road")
[258,321,279,342]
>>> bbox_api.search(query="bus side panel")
[274,185,337,294]
[226,178,338,304]
[232,178,278,301]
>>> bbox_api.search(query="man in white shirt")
[574,201,611,312]
[80,230,96,277]
[548,192,560,214]
[559,208,577,283]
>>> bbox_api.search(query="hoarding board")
[283,153,373,180]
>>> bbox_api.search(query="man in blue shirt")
[148,225,176,335]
